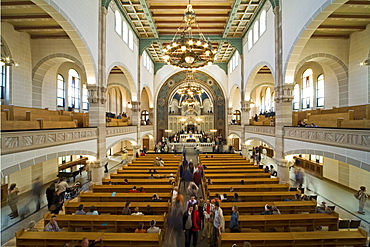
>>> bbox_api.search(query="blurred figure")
[45,182,56,210]
[8,183,19,219]
[295,167,305,188]
[26,220,38,232]
[165,194,184,247]
[33,177,42,212]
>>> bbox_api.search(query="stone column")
[131,101,141,126]
[241,144,249,159]
[149,107,154,125]
[240,100,251,144]
[132,144,140,158]
[227,107,233,125]
[86,6,108,185]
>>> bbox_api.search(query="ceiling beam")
[311,34,350,39]
[345,1,370,5]
[14,26,63,31]
[1,15,52,21]
[223,0,242,38]
[152,13,230,18]
[317,25,366,30]
[139,0,159,38]
[31,35,69,39]
[328,14,370,19]
[155,20,222,24]
[149,6,231,10]
[1,1,34,6]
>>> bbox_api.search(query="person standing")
[356,186,368,215]
[8,183,19,219]
[33,177,42,212]
[183,204,194,247]
[201,199,214,243]
[166,195,184,247]
[46,182,56,210]
[191,204,201,247]
[210,201,224,247]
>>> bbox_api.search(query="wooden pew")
[124,166,179,170]
[220,200,317,215]
[209,191,296,202]
[218,230,368,247]
[110,173,175,179]
[202,165,256,170]
[203,168,266,173]
[92,184,173,193]
[16,229,161,247]
[205,172,270,179]
[223,212,339,232]
[199,154,242,158]
[207,178,280,185]
[102,178,174,185]
[79,191,171,202]
[207,183,289,192]
[64,201,170,215]
[117,169,177,174]
[129,162,180,167]
[43,212,165,232]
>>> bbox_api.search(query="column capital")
[87,85,107,104]
[241,100,251,112]
[227,107,233,115]
[274,84,294,103]
[131,101,141,112]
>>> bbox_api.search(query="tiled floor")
[2,151,370,246]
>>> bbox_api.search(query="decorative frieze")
[1,128,98,155]
[106,126,137,137]
[284,127,370,152]
[244,126,276,136]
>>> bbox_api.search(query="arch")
[245,137,275,150]
[283,0,345,85]
[228,133,241,139]
[34,1,96,83]
[106,136,138,151]
[295,53,348,106]
[106,62,137,100]
[2,149,97,177]
[32,53,85,107]
[141,85,154,108]
[245,62,275,100]
[229,85,241,106]
[284,149,370,171]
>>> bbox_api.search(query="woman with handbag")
[229,205,241,232]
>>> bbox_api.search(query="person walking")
[183,204,194,247]
[166,195,184,247]
[46,182,56,210]
[210,201,224,247]
[8,183,19,219]
[355,186,368,215]
[33,177,42,212]
[201,199,214,243]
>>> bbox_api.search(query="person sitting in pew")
[270,165,277,176]
[86,206,99,215]
[139,187,146,193]
[122,202,131,215]
[135,222,147,233]
[316,201,333,214]
[149,173,155,179]
[75,204,86,215]
[43,215,61,232]
[231,193,241,202]
[81,237,102,247]
[131,207,143,215]
[292,194,302,201]
[145,205,154,215]
[122,179,130,185]
[240,180,244,185]
[129,186,138,193]
[152,194,161,202]
[211,194,221,204]
[26,220,38,232]
[264,166,270,173]
[221,194,229,202]
[147,220,160,233]
[272,205,281,215]
[261,204,273,215]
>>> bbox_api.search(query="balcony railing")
[140,125,154,132]
[106,126,137,137]
[244,125,276,136]
[284,127,370,152]
[1,128,98,155]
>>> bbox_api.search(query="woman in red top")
[191,204,201,247]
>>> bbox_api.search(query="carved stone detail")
[23,136,33,146]
[240,100,251,112]
[5,137,18,148]
[48,134,56,143]
[131,101,141,112]
[57,133,65,142]
[274,84,294,103]
[87,85,107,104]
[35,135,45,145]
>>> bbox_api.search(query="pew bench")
[92,184,174,194]
[125,166,179,170]
[207,178,279,185]
[64,201,170,215]
[110,173,175,179]
[117,169,177,174]
[209,191,296,202]
[218,230,367,247]
[79,191,171,202]
[220,200,317,215]
[16,229,161,247]
[207,183,289,192]
[223,212,339,232]
[203,168,268,173]
[205,172,269,179]
[102,178,174,185]
[202,165,256,170]
[43,212,165,232]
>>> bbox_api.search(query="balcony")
[284,127,370,152]
[228,125,243,132]
[1,128,98,155]
[140,125,154,132]
[244,125,276,136]
[106,126,137,137]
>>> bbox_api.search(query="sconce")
[360,59,370,66]
[127,102,132,108]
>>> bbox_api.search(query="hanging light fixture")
[177,71,204,97]
[162,1,216,69]
[0,56,18,67]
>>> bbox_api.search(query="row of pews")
[199,153,368,247]
[16,154,182,247]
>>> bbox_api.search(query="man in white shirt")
[147,220,160,233]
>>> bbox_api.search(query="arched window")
[265,87,271,112]
[128,30,134,50]
[293,84,299,110]
[141,110,149,121]
[57,74,65,107]
[271,92,275,112]
[301,68,313,109]
[253,21,259,44]
[248,30,253,50]
[68,69,80,110]
[123,21,128,43]
[260,10,266,35]
[233,110,241,124]
[316,74,324,107]
[261,96,265,113]
[82,84,89,110]
[115,10,122,35]
[0,62,8,100]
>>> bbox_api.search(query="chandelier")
[177,71,204,96]
[182,96,200,106]
[162,2,216,69]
